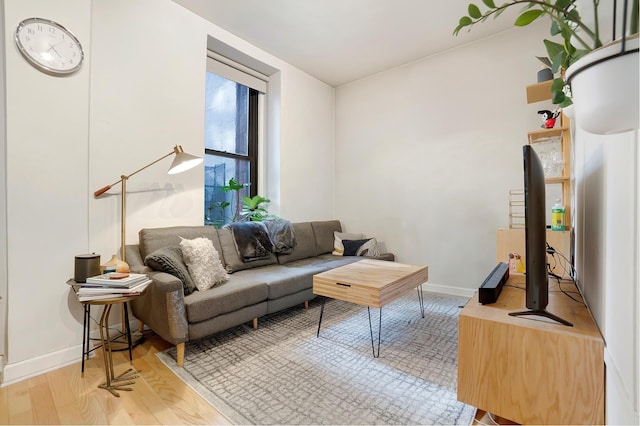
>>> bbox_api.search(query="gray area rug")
[156,290,475,425]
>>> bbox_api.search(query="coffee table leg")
[417,285,425,318]
[316,296,326,337]
[367,307,382,358]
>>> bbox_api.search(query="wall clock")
[14,17,84,76]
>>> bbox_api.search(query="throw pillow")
[179,237,229,291]
[342,239,372,256]
[145,246,196,296]
[332,231,364,256]
[342,238,381,257]
[356,237,381,257]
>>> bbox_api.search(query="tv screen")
[509,145,572,326]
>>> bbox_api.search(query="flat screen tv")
[509,145,572,327]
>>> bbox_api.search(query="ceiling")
[172,0,520,87]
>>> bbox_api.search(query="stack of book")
[77,273,151,302]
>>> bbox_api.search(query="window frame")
[204,87,259,199]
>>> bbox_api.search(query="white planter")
[566,35,639,135]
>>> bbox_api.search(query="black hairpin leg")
[81,303,90,375]
[367,307,382,358]
[123,302,133,361]
[316,296,326,337]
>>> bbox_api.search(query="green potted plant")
[206,178,274,227]
[454,0,639,134]
[240,195,274,222]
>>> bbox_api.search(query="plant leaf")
[552,90,566,104]
[468,4,482,19]
[555,0,572,9]
[515,9,544,26]
[482,0,496,8]
[559,98,573,108]
[550,52,564,73]
[544,39,567,73]
[453,16,473,35]
[551,78,565,92]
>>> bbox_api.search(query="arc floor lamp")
[94,145,203,264]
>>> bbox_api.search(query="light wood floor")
[0,331,230,425]
[0,330,516,425]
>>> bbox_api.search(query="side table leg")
[97,303,138,397]
[81,303,90,376]
[367,307,382,358]
[316,297,326,337]
[417,284,425,318]
[123,302,133,362]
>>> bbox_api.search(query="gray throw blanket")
[225,222,275,261]
[263,219,297,254]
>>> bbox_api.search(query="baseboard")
[422,283,475,299]
[1,318,140,387]
[1,345,81,387]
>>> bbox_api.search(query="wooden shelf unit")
[526,81,572,230]
[525,79,553,103]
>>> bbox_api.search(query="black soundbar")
[478,262,510,304]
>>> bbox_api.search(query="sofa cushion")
[139,226,223,263]
[184,275,268,323]
[235,264,315,300]
[145,246,196,295]
[277,222,317,264]
[311,220,342,255]
[180,237,228,291]
[217,227,278,273]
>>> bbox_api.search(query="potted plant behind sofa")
[454,0,639,135]
[206,178,274,226]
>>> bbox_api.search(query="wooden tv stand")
[457,278,604,425]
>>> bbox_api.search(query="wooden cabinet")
[526,81,572,230]
[457,284,605,425]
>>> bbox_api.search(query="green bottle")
[551,199,565,231]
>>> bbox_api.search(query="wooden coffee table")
[313,259,429,357]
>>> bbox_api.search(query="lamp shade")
[168,145,203,174]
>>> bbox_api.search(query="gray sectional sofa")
[125,220,393,366]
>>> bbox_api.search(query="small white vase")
[566,35,639,135]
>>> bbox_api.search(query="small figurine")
[508,252,526,273]
[537,109,560,129]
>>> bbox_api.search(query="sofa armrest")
[129,271,189,345]
[364,252,395,262]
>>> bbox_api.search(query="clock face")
[15,18,84,75]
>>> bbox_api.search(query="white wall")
[2,0,336,384]
[574,127,639,424]
[3,0,91,382]
[88,0,337,259]
[0,0,8,374]
[335,21,551,292]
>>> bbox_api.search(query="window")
[203,54,266,227]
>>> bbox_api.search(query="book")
[77,280,151,296]
[84,272,149,287]
[77,293,125,302]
